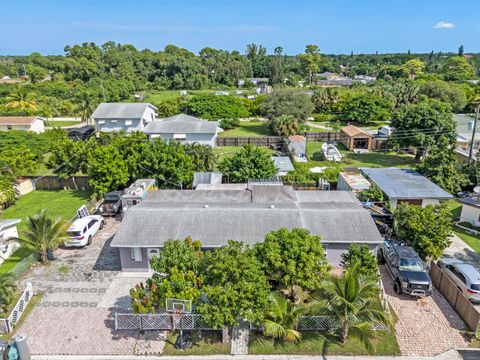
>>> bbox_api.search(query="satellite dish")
[474,186,480,194]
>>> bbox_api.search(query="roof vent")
[204,204,209,208]
[270,205,275,209]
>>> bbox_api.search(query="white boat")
[322,143,342,162]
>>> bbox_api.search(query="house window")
[125,120,133,126]
[97,120,106,125]
[7,125,12,130]
[111,120,118,123]
[130,248,143,262]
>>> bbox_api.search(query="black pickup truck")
[97,191,123,216]
[378,240,433,297]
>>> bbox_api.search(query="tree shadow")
[93,235,121,272]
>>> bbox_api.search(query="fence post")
[114,312,118,331]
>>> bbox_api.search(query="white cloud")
[433,21,455,29]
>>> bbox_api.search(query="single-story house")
[0,116,45,133]
[271,156,294,176]
[67,125,95,141]
[340,125,374,151]
[360,168,453,208]
[92,103,157,132]
[143,114,220,147]
[111,186,383,271]
[337,172,371,193]
[0,219,21,265]
[455,114,479,164]
[458,196,480,227]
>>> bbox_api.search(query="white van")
[65,215,105,247]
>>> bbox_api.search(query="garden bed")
[163,330,230,355]
[248,330,400,356]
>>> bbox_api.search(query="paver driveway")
[16,217,155,355]
[380,265,468,356]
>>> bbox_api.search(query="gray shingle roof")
[271,156,295,173]
[360,168,453,200]
[91,103,155,119]
[111,188,382,248]
[144,113,218,134]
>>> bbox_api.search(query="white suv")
[65,215,105,247]
[438,258,480,303]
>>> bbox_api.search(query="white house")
[143,114,221,147]
[0,116,45,133]
[459,197,480,227]
[0,219,21,265]
[91,103,157,133]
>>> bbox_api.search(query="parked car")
[97,190,123,216]
[378,240,433,297]
[438,258,480,303]
[65,215,105,247]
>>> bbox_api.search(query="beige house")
[0,116,46,133]
[340,125,374,151]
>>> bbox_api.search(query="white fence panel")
[0,282,34,334]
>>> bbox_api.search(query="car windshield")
[68,231,82,237]
[399,258,424,271]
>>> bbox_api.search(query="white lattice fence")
[0,282,34,334]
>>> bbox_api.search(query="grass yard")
[444,199,480,253]
[213,146,275,164]
[219,121,273,137]
[163,330,230,355]
[45,120,82,127]
[307,141,415,169]
[249,331,400,356]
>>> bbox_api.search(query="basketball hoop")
[172,308,183,330]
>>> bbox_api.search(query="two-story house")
[91,103,157,133]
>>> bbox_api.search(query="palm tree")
[0,273,16,313]
[184,143,217,172]
[310,261,389,353]
[75,91,98,124]
[6,85,38,111]
[268,115,299,137]
[20,209,68,264]
[263,292,306,342]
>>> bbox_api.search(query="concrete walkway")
[31,348,463,360]
[443,233,480,265]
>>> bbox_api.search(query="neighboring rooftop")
[91,103,156,119]
[341,125,372,138]
[111,187,383,248]
[360,168,453,200]
[459,196,480,208]
[455,114,479,141]
[144,113,219,134]
[0,116,43,125]
[339,172,371,191]
[271,156,294,174]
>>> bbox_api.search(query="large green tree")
[260,91,314,121]
[340,244,380,281]
[254,228,330,299]
[0,145,37,175]
[390,99,456,161]
[86,144,129,197]
[394,203,453,261]
[298,45,321,84]
[416,136,469,194]
[196,241,270,328]
[442,56,476,80]
[184,94,249,120]
[340,92,391,124]
[268,115,300,137]
[419,80,467,113]
[219,144,277,183]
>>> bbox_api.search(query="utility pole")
[469,102,480,164]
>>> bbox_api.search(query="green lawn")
[213,146,275,164]
[45,120,82,127]
[307,141,415,169]
[249,331,400,356]
[0,190,92,274]
[444,199,480,253]
[163,331,230,355]
[219,121,273,137]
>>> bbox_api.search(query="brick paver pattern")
[380,266,468,356]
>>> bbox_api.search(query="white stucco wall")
[29,118,45,133]
[150,133,217,147]
[460,204,480,227]
[95,106,157,133]
[0,224,20,266]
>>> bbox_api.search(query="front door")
[147,248,160,272]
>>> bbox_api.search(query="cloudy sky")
[1,0,478,55]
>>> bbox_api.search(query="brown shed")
[340,125,373,151]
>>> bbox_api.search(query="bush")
[219,118,240,130]
[260,91,314,121]
[183,94,250,120]
[340,244,380,280]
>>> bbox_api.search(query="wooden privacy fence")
[23,175,91,191]
[430,262,480,337]
[216,136,283,147]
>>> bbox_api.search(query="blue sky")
[1,0,479,55]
